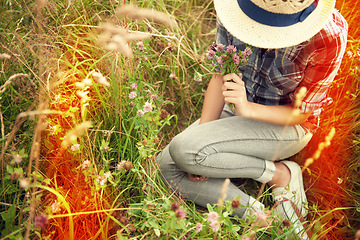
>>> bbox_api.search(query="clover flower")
[175,207,187,219]
[216,56,225,65]
[243,46,253,56]
[137,109,144,117]
[96,171,111,186]
[143,101,153,113]
[206,50,216,60]
[150,94,158,101]
[130,83,137,90]
[19,178,30,189]
[232,198,240,209]
[216,43,224,52]
[136,41,144,50]
[129,91,137,99]
[207,211,219,223]
[34,214,48,229]
[51,200,61,213]
[195,223,202,233]
[13,154,23,164]
[255,210,267,222]
[209,220,220,232]
[169,73,177,79]
[81,160,91,170]
[70,143,80,152]
[226,45,236,53]
[117,161,126,170]
[232,54,240,65]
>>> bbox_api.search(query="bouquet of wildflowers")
[205,42,252,76]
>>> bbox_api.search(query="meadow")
[0,0,359,239]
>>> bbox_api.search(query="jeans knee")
[168,133,199,173]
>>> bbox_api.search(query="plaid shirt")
[216,9,348,118]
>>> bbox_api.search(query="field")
[1,0,359,239]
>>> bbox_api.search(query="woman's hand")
[222,73,251,118]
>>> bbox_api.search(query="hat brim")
[214,0,335,49]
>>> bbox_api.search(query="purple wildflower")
[226,45,237,53]
[206,50,216,60]
[216,43,224,52]
[35,214,48,228]
[232,54,240,65]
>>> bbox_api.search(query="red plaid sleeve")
[289,10,348,116]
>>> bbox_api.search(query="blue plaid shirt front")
[215,9,348,118]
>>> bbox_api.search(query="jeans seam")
[192,137,303,169]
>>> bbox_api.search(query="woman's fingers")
[187,173,209,182]
[223,73,242,84]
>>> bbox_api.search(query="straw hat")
[214,0,335,48]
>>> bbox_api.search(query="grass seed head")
[116,5,177,29]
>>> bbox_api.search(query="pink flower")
[209,220,220,232]
[81,160,91,170]
[51,200,61,213]
[226,45,236,53]
[34,214,48,229]
[129,101,134,107]
[216,43,224,52]
[206,50,216,59]
[137,109,144,117]
[207,211,219,223]
[169,73,177,79]
[136,41,144,50]
[150,94,158,101]
[195,223,202,233]
[129,91,137,99]
[255,210,267,222]
[175,208,187,219]
[130,83,137,90]
[232,54,240,65]
[143,101,153,112]
[117,161,126,170]
[216,56,224,65]
[70,144,80,152]
[244,46,252,56]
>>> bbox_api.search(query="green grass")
[0,0,359,239]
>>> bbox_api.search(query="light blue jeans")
[157,105,312,217]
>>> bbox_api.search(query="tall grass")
[0,0,359,239]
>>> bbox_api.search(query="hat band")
[237,0,317,27]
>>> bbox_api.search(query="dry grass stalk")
[218,178,230,207]
[60,121,93,149]
[0,73,29,94]
[302,127,336,172]
[0,53,11,59]
[116,4,177,29]
[98,22,151,57]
